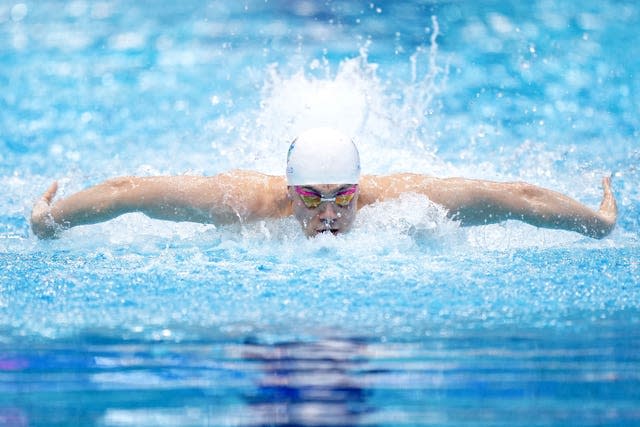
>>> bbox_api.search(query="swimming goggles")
[294,185,358,209]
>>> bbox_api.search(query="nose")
[318,201,338,220]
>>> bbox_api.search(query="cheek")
[342,208,356,224]
[292,202,316,225]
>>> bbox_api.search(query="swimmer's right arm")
[31,171,290,239]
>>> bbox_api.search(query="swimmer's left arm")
[432,176,617,239]
[360,174,617,239]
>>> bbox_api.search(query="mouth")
[317,228,339,236]
[316,218,340,235]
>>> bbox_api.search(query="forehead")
[303,184,355,193]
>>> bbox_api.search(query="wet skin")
[31,173,616,240]
[287,184,359,237]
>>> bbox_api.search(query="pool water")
[1,0,639,426]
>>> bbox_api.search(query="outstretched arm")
[359,174,617,239]
[433,176,617,239]
[31,171,290,239]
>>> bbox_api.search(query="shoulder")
[212,170,290,219]
[360,173,437,187]
[358,173,439,206]
[216,170,287,196]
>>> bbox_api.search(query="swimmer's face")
[288,184,359,237]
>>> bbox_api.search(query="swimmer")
[31,127,617,240]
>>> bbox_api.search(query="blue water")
[1,0,640,426]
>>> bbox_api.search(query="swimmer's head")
[286,128,361,237]
[286,127,360,186]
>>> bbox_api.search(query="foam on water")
[203,38,449,179]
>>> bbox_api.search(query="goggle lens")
[295,185,357,209]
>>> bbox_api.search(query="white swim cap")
[286,127,361,185]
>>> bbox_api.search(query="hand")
[596,175,617,236]
[583,175,618,239]
[31,181,59,239]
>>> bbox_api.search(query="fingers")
[598,175,617,228]
[601,175,612,194]
[31,181,60,239]
[600,175,615,207]
[41,181,59,204]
